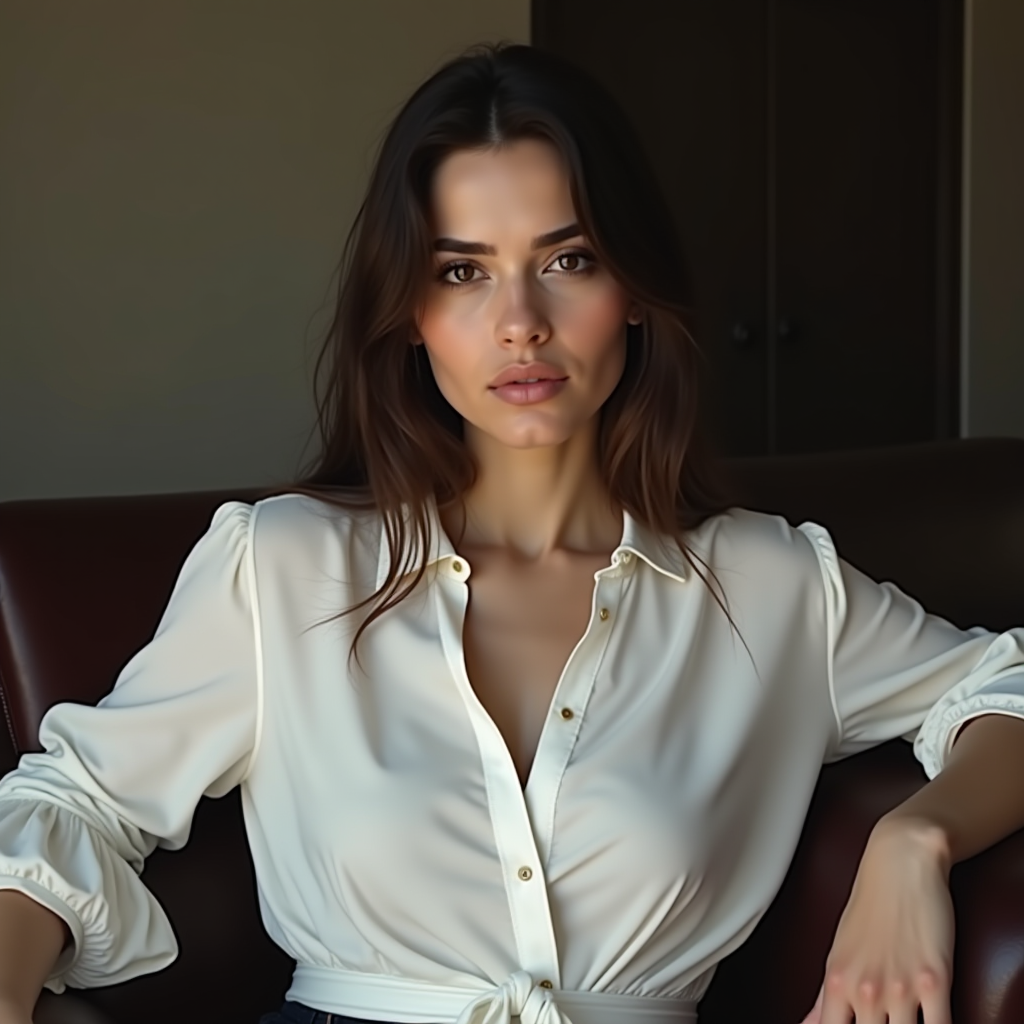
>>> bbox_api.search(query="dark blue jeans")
[258,999,414,1024]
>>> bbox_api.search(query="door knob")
[732,322,755,348]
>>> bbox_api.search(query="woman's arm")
[872,712,1024,864]
[0,500,259,996]
[0,890,70,1022]
[801,714,1024,1024]
[795,522,1024,1023]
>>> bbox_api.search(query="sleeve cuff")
[913,696,1024,780]
[0,875,83,993]
[0,799,178,990]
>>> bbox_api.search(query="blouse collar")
[374,493,689,591]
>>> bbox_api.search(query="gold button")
[599,607,609,621]
[517,866,533,881]
[539,979,553,989]
[452,560,463,573]
[560,707,574,720]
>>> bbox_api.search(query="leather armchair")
[1,438,1022,1024]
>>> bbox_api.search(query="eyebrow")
[431,222,583,255]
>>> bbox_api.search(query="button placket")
[434,555,630,994]
[502,569,627,988]
[433,572,562,988]
[526,571,626,874]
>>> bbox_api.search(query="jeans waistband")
[272,1000,384,1024]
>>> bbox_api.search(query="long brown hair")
[263,41,749,676]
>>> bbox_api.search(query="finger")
[818,975,855,1024]
[919,976,953,1024]
[884,998,923,1024]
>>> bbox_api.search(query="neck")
[440,418,622,564]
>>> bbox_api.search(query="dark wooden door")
[533,0,770,456]
[532,0,962,457]
[773,0,962,454]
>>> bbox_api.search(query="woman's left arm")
[802,713,1024,1024]
[883,711,1024,864]
[795,522,1024,1024]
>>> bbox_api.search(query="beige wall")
[961,0,1024,439]
[0,1,529,501]
[4,2,1021,505]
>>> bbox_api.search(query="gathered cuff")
[913,691,1024,779]
[0,798,178,990]
[0,875,83,993]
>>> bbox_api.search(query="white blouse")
[1,494,1023,1024]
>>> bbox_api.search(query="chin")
[462,407,591,450]
[499,424,579,449]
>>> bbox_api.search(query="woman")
[1,41,1023,1024]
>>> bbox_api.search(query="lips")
[489,362,568,389]
[490,377,569,405]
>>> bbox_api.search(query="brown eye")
[546,249,595,277]
[437,262,479,287]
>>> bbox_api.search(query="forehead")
[429,140,574,234]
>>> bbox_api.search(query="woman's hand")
[799,815,955,1024]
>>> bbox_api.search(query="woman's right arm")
[0,890,69,1022]
[0,500,261,1007]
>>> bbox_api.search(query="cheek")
[420,313,465,342]
[558,287,631,351]
[416,300,483,397]
[418,299,469,357]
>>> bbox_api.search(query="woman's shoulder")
[243,490,384,562]
[687,504,826,577]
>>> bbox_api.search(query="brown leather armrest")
[34,992,116,1024]
[699,739,1024,1024]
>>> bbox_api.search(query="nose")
[494,278,552,348]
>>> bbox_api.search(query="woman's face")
[414,139,640,451]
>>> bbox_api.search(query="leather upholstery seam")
[0,665,19,756]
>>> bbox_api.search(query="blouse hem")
[285,964,699,1023]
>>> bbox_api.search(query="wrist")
[867,812,954,877]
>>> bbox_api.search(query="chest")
[458,551,612,789]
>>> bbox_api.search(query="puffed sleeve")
[0,500,260,992]
[797,521,1024,779]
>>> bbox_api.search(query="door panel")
[773,0,948,453]
[533,0,770,456]
[533,0,960,457]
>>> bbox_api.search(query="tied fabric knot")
[455,969,572,1024]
